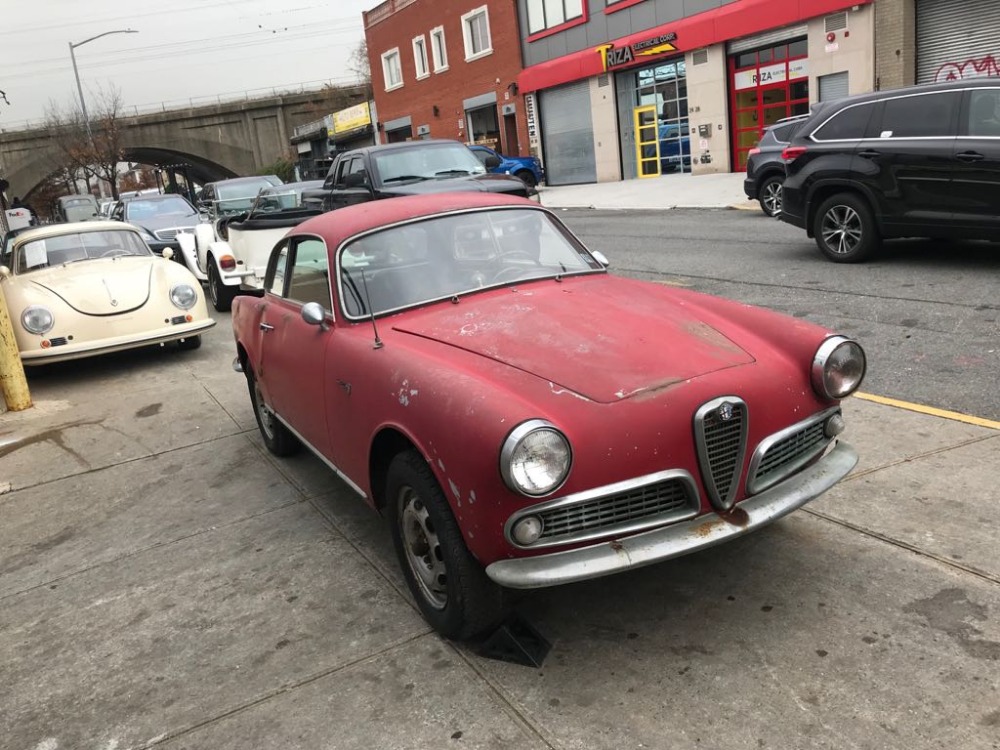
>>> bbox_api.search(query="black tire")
[387,450,505,640]
[813,192,880,263]
[207,260,237,313]
[758,174,784,217]
[245,363,299,457]
[514,170,538,189]
[176,335,201,351]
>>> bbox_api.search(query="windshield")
[62,198,96,207]
[338,208,604,318]
[217,179,276,200]
[253,190,301,212]
[373,144,487,183]
[125,196,197,219]
[15,230,152,273]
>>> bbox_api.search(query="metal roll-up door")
[727,25,808,54]
[819,71,850,102]
[539,81,596,185]
[916,0,1000,84]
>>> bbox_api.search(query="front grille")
[694,397,748,511]
[507,471,699,549]
[154,228,181,241]
[48,337,68,347]
[747,409,837,494]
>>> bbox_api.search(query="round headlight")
[170,284,198,310]
[812,336,866,399]
[21,305,54,335]
[500,419,572,497]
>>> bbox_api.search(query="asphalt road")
[558,207,1000,421]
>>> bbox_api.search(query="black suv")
[779,79,1000,262]
[744,115,809,217]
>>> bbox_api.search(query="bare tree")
[348,40,372,98]
[44,84,129,199]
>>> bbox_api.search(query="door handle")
[857,150,881,159]
[955,151,985,163]
[259,322,274,332]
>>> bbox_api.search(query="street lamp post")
[69,28,138,140]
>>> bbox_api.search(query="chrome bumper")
[485,441,858,589]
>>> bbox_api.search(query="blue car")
[468,145,544,188]
[658,121,691,173]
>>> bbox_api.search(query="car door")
[951,86,1000,235]
[257,236,334,456]
[861,90,960,236]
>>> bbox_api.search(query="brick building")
[364,0,531,159]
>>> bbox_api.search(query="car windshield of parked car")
[217,179,275,200]
[252,190,300,213]
[125,196,197,219]
[338,208,605,318]
[15,230,152,273]
[373,144,487,183]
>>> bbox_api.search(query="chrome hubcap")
[821,205,863,255]
[762,183,782,215]
[399,487,447,609]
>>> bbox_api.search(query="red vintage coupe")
[231,193,865,640]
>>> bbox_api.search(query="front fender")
[177,232,207,282]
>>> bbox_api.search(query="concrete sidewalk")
[2,322,999,750]
[537,171,755,211]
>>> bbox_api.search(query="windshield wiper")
[382,175,430,184]
[434,169,471,177]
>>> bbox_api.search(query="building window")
[412,35,429,79]
[430,26,448,72]
[467,105,500,148]
[381,48,403,91]
[462,6,492,61]
[527,0,584,34]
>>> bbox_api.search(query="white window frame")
[412,35,429,80]
[381,47,403,91]
[430,26,449,73]
[461,6,492,62]
[527,0,584,34]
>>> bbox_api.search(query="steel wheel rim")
[208,265,219,305]
[762,182,782,215]
[821,205,863,255]
[398,487,448,610]
[253,378,276,440]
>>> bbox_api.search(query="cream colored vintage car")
[0,221,215,365]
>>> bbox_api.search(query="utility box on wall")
[698,123,713,138]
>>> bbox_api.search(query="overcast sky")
[0,0,375,127]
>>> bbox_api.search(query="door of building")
[916,0,1000,84]
[634,106,660,177]
[540,81,596,185]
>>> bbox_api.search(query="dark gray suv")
[743,115,809,217]
[779,79,1000,262]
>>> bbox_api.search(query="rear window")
[771,121,802,143]
[812,102,875,141]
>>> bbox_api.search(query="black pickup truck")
[301,139,533,212]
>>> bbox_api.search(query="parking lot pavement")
[2,321,999,750]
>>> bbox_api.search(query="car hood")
[390,276,755,404]
[23,258,154,314]
[379,174,526,196]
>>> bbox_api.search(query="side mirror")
[301,302,329,330]
[591,250,610,268]
[485,155,501,169]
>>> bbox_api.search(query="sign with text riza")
[734,59,809,91]
[597,32,678,72]
[332,102,372,134]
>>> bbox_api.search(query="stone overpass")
[0,87,364,199]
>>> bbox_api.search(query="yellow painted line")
[854,392,1000,431]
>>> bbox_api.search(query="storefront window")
[467,105,500,148]
[729,38,809,170]
[634,59,690,175]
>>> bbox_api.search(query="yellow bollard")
[0,281,32,411]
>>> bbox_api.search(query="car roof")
[10,221,140,248]
[341,139,472,158]
[815,76,1000,110]
[294,192,542,247]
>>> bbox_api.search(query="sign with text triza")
[597,32,678,72]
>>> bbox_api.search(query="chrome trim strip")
[503,468,700,550]
[693,396,748,512]
[271,412,367,499]
[485,441,858,589]
[746,407,840,495]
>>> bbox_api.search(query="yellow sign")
[597,32,678,72]
[332,102,372,134]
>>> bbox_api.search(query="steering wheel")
[491,250,538,282]
[100,248,128,258]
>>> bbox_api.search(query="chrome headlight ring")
[169,283,198,310]
[21,305,54,335]
[812,335,866,399]
[500,419,572,497]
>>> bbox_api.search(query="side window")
[332,158,351,188]
[348,157,366,178]
[968,89,1000,137]
[266,242,289,296]
[286,238,331,309]
[812,103,875,141]
[471,149,489,166]
[879,92,959,138]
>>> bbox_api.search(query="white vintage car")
[177,191,321,312]
[0,221,215,365]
